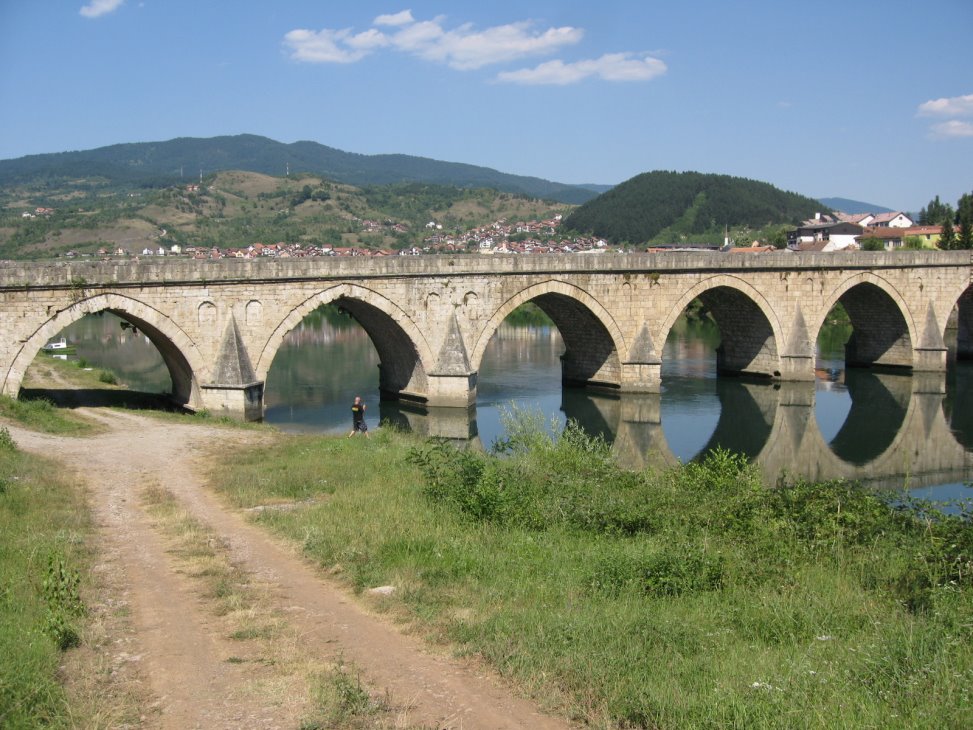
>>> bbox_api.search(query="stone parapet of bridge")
[1,251,970,419]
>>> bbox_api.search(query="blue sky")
[1,1,970,211]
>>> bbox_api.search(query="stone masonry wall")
[1,251,969,411]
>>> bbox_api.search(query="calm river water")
[54,310,973,503]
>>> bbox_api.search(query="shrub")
[587,544,725,598]
[0,426,15,451]
[98,369,118,385]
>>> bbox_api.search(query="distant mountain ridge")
[564,171,828,244]
[0,134,601,205]
[817,197,894,214]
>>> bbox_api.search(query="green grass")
[0,427,92,728]
[0,395,94,435]
[210,417,973,729]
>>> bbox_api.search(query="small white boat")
[42,337,72,352]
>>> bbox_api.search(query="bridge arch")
[4,293,205,408]
[255,284,434,401]
[814,273,916,369]
[660,275,784,378]
[469,280,627,389]
[945,281,973,361]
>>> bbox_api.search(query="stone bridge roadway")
[1,251,971,421]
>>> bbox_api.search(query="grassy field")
[210,414,973,729]
[0,427,91,728]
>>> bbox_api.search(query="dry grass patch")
[139,483,415,729]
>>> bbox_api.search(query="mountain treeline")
[564,171,827,244]
[0,134,599,205]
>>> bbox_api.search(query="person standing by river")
[348,395,368,438]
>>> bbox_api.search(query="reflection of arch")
[944,363,973,450]
[813,274,916,369]
[828,370,910,464]
[695,380,777,460]
[660,276,783,377]
[470,280,626,388]
[6,293,204,408]
[560,390,617,445]
[255,284,433,400]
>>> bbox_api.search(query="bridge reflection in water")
[380,368,973,494]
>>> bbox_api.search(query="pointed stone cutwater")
[211,312,259,386]
[784,307,812,358]
[625,323,660,364]
[913,302,948,372]
[432,312,471,375]
[201,313,264,420]
[918,302,945,350]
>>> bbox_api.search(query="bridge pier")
[200,382,264,421]
[619,362,662,393]
[913,347,948,372]
[200,314,265,421]
[422,372,478,408]
[778,355,816,382]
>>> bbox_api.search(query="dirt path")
[8,409,571,730]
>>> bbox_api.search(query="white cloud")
[374,10,415,27]
[283,28,387,63]
[80,0,124,18]
[392,21,583,70]
[282,10,667,86]
[930,120,973,139]
[284,12,581,70]
[917,93,973,117]
[496,53,667,86]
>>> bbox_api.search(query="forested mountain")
[817,197,893,214]
[564,171,828,244]
[0,134,599,205]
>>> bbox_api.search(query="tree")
[918,195,954,225]
[957,192,973,227]
[861,238,885,251]
[939,217,956,249]
[769,227,788,249]
[958,216,973,250]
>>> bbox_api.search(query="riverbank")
[3,350,972,727]
[1,360,579,728]
[212,415,973,728]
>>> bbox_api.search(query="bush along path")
[3,408,572,730]
[210,410,973,729]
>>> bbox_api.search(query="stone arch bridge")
[1,251,971,419]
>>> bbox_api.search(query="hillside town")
[82,213,614,260]
[67,207,944,262]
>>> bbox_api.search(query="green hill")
[0,134,599,205]
[564,171,828,244]
[0,170,571,259]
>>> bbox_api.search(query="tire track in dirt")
[8,410,572,730]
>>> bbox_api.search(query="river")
[50,310,973,504]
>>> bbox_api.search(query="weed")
[43,553,86,650]
[0,426,15,452]
[303,658,383,728]
[98,369,118,385]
